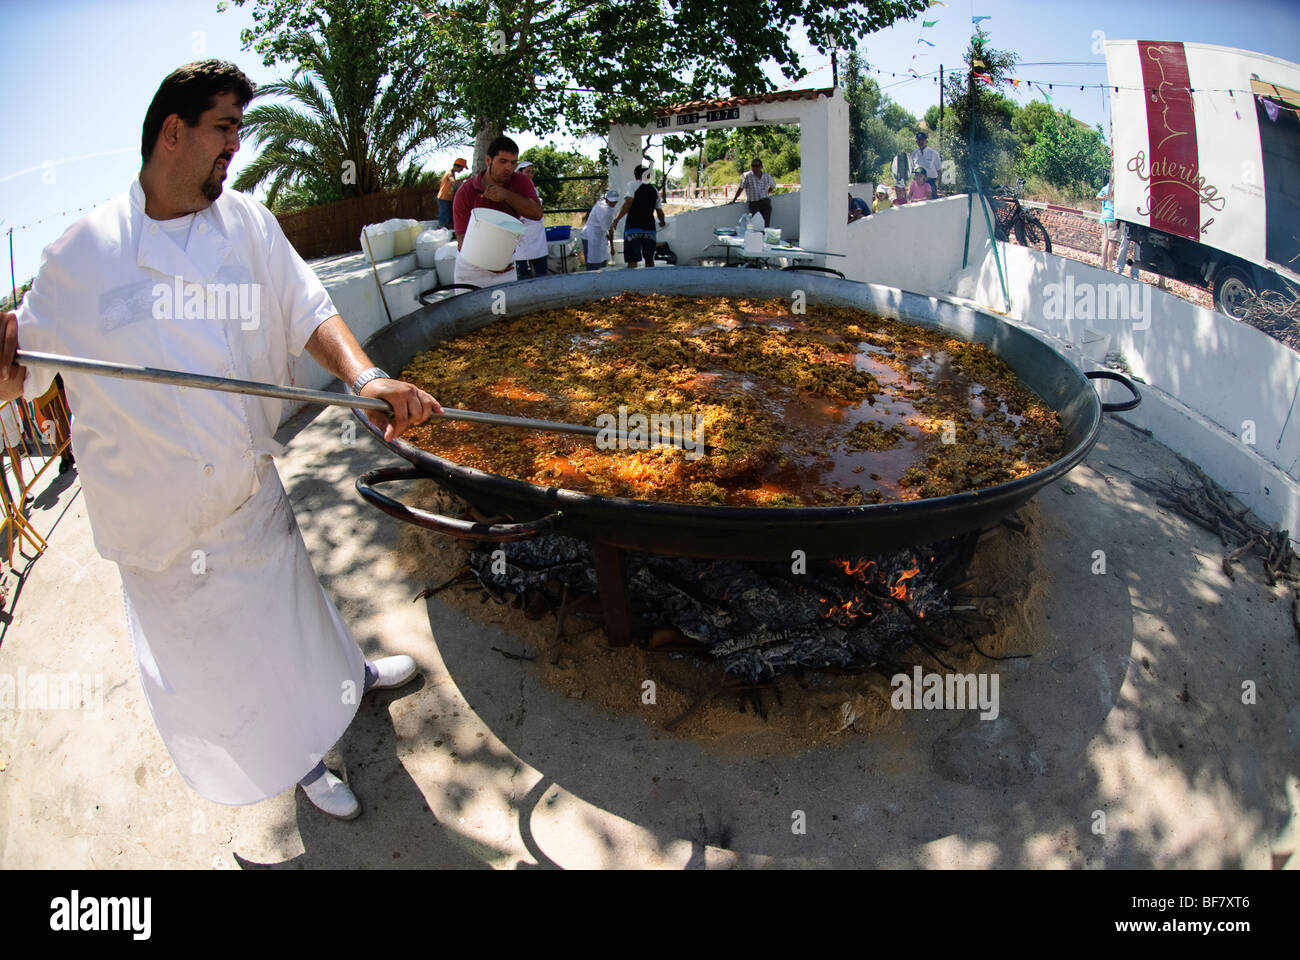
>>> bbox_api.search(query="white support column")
[797,89,849,260]
[607,125,645,196]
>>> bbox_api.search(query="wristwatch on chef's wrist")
[351,367,390,394]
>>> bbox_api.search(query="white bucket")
[460,208,526,270]
[415,230,442,269]
[360,222,394,261]
[434,242,459,287]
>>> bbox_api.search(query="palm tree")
[233,22,465,212]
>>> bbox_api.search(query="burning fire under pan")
[354,268,1138,661]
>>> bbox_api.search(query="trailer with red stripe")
[1104,40,1300,317]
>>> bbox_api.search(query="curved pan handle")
[1085,370,1142,412]
[356,466,560,541]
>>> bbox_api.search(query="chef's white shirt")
[16,179,339,571]
[513,216,549,261]
[580,200,617,263]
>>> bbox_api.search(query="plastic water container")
[460,208,526,270]
[415,230,443,269]
[751,212,765,232]
[737,213,752,233]
[360,222,394,261]
[397,219,421,256]
[743,228,764,254]
[434,242,459,287]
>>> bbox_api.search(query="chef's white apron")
[453,253,517,289]
[118,467,366,806]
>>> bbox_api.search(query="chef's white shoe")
[366,655,419,692]
[300,768,361,821]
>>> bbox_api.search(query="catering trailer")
[1104,40,1300,317]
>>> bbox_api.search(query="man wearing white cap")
[581,189,620,270]
[512,160,550,280]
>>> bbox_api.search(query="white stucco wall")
[958,244,1300,527]
[838,193,997,300]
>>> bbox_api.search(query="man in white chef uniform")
[0,61,441,821]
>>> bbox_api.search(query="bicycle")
[990,178,1052,253]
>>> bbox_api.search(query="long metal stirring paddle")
[13,349,711,452]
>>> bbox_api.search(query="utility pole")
[8,228,15,311]
[938,64,944,195]
[968,61,976,189]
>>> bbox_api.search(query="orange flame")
[890,567,921,600]
[838,558,875,579]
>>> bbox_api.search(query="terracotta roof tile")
[654,88,835,116]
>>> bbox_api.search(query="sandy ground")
[1,398,1298,869]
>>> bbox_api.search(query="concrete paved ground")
[1,401,1297,869]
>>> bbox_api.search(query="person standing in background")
[731,158,777,226]
[908,167,934,202]
[1098,175,1118,271]
[581,189,620,270]
[437,157,467,229]
[610,165,665,268]
[452,135,542,288]
[512,160,549,280]
[909,131,940,198]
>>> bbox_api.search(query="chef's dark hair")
[486,136,520,158]
[141,60,256,163]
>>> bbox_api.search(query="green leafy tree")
[227,2,464,209]
[1023,109,1111,195]
[843,49,918,183]
[942,26,1019,190]
[230,0,929,171]
[1012,99,1054,153]
[520,144,604,213]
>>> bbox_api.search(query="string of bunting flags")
[5,196,116,233]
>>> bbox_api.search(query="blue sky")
[2,0,1298,288]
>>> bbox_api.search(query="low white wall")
[838,193,996,300]
[955,243,1300,531]
[657,192,801,265]
[291,250,440,392]
[975,247,1300,474]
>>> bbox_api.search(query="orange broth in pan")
[398,294,1065,507]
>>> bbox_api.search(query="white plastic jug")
[743,227,764,254]
[433,242,459,287]
[459,208,526,270]
[415,230,442,269]
[360,222,394,261]
[751,212,765,232]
